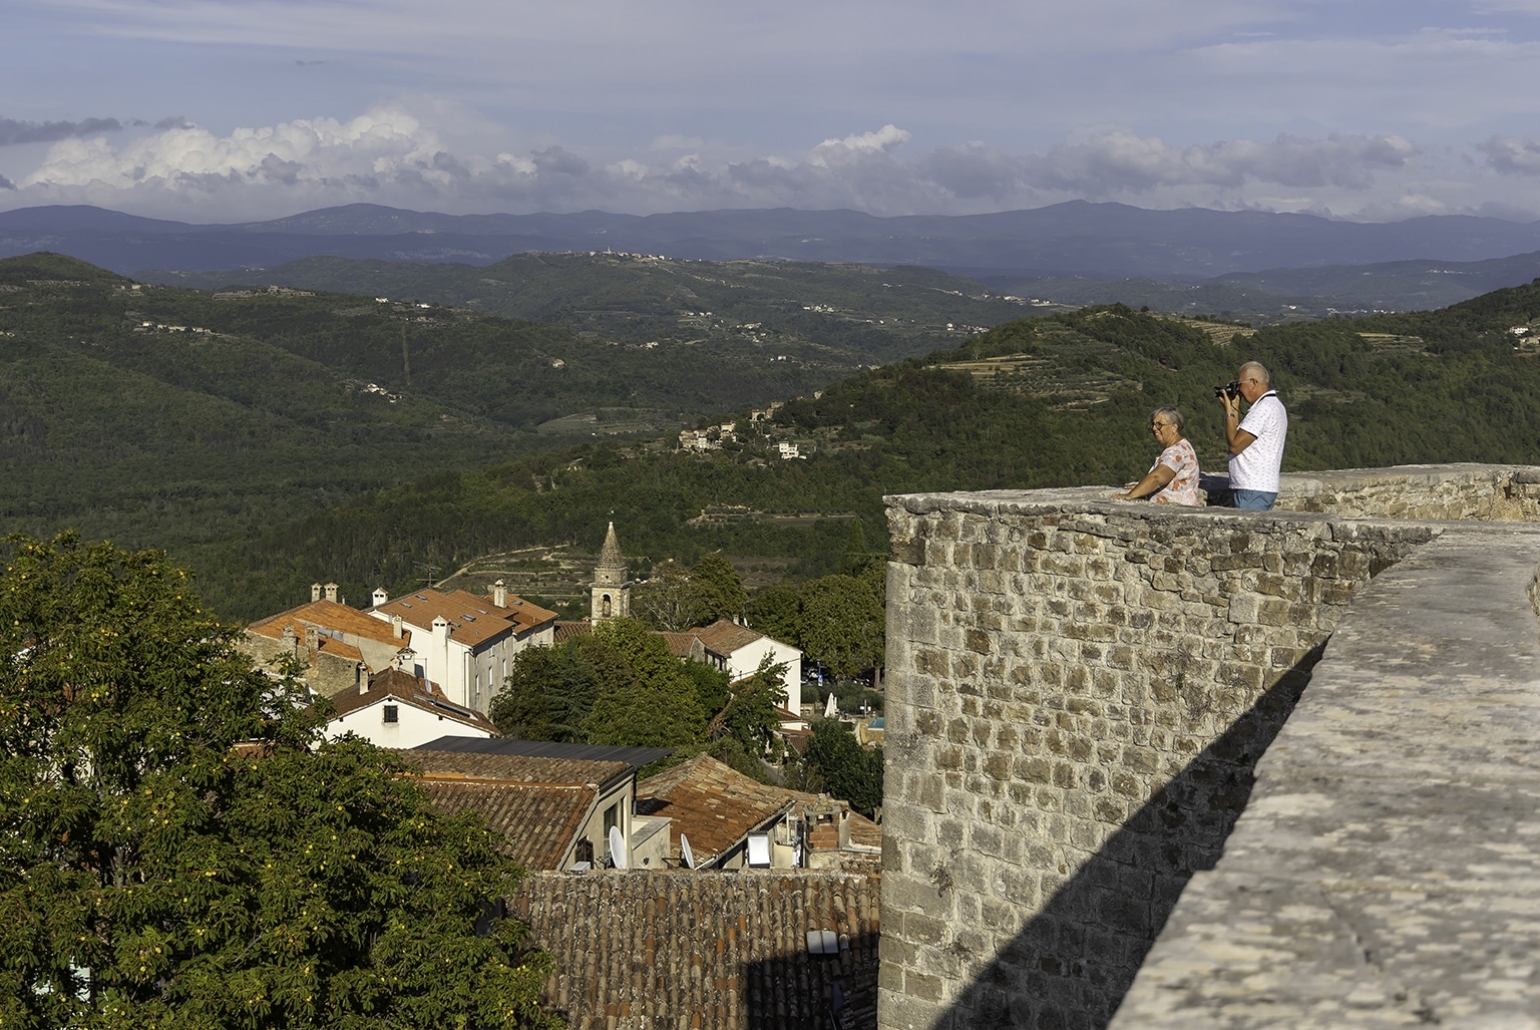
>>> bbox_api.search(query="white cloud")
[1479,133,1540,175]
[2,106,1530,222]
[1022,130,1419,195]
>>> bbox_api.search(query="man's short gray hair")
[1239,361,1271,386]
[1151,405,1185,432]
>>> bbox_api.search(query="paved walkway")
[1111,526,1540,1029]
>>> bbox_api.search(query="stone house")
[243,585,413,696]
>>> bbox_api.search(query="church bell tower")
[591,521,630,622]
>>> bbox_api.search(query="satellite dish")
[680,833,695,870]
[608,826,627,870]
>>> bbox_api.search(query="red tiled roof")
[247,599,411,648]
[404,748,633,793]
[418,778,594,870]
[637,754,882,858]
[466,589,558,635]
[635,754,794,863]
[316,637,363,662]
[372,588,534,649]
[659,631,702,658]
[512,870,881,1030]
[327,668,497,734]
[692,619,765,657]
[554,620,592,644]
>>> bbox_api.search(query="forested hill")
[189,279,1540,621]
[0,251,979,557]
[142,251,1037,355]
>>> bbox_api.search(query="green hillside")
[141,251,1039,363]
[0,252,931,556]
[187,279,1540,621]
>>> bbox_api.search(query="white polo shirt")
[1229,391,1287,492]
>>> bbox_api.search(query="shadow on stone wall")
[929,650,1324,1030]
[743,931,883,1030]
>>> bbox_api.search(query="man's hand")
[1222,392,1256,455]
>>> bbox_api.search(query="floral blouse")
[1151,438,1202,506]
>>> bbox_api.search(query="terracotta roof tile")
[468,589,559,634]
[637,754,883,859]
[328,668,497,734]
[248,599,411,649]
[692,619,765,656]
[635,754,795,863]
[372,587,552,649]
[512,870,881,1030]
[659,631,701,658]
[418,778,594,870]
[553,620,592,644]
[405,748,633,793]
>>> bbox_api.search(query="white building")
[665,620,802,708]
[323,667,497,749]
[368,581,557,714]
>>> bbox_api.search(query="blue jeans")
[1232,489,1277,510]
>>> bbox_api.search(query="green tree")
[745,580,803,645]
[798,566,886,679]
[0,533,558,1029]
[490,634,635,742]
[688,552,747,625]
[801,719,884,818]
[703,654,789,777]
[582,619,707,749]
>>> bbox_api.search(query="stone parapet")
[1108,527,1540,1027]
[876,464,1540,1030]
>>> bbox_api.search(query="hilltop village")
[241,522,881,865]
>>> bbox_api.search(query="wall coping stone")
[1110,523,1540,1025]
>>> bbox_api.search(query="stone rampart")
[878,465,1540,1030]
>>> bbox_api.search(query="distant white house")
[661,620,802,708]
[323,667,497,749]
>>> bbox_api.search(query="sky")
[6,0,1540,223]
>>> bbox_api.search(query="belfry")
[590,521,630,622]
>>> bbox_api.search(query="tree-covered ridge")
[141,250,1037,360]
[0,251,981,560]
[191,282,1540,623]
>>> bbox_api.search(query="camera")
[1213,381,1241,400]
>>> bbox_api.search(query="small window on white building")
[383,704,398,723]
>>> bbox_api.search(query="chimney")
[493,579,507,608]
[311,583,322,602]
[432,615,450,642]
[392,614,404,639]
[324,582,339,603]
[281,622,298,656]
[372,587,389,607]
[304,626,319,660]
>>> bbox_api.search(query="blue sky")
[5,0,1540,221]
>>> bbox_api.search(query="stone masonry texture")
[876,464,1540,1030]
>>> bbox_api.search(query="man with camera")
[1218,361,1287,510]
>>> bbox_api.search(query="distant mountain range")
[10,201,1540,285]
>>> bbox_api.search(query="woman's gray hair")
[1151,405,1185,432]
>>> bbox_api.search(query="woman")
[1115,405,1202,505]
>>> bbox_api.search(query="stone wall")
[1273,462,1540,520]
[877,492,1437,1030]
